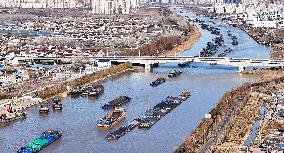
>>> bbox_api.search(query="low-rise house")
[0,73,16,84]
[95,59,112,70]
[251,20,277,28]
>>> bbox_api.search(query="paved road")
[199,94,249,153]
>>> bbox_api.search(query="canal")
[0,9,272,153]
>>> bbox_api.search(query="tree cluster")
[119,36,184,56]
[70,63,132,88]
[37,63,132,99]
[38,85,67,99]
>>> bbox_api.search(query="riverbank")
[176,83,252,152]
[213,70,284,152]
[162,25,201,56]
[0,63,138,117]
[233,24,284,60]
[38,63,136,99]
[176,69,284,152]
[241,69,284,81]
[213,92,270,152]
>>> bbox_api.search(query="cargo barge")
[105,91,190,140]
[88,85,104,96]
[101,96,131,109]
[97,108,126,128]
[224,48,233,53]
[39,104,49,114]
[17,130,62,153]
[105,121,139,140]
[137,92,190,129]
[69,85,104,96]
[52,100,62,111]
[0,111,27,123]
[168,70,182,78]
[178,61,191,67]
[150,78,166,87]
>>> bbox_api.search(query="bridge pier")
[238,66,245,72]
[145,63,153,71]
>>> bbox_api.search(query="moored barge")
[39,105,49,114]
[17,130,62,153]
[69,85,104,96]
[51,97,62,110]
[0,111,27,123]
[88,85,104,96]
[52,101,62,111]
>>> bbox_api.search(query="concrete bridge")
[16,56,284,72]
[96,56,284,72]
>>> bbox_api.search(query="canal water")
[179,11,271,59]
[244,107,266,146]
[0,9,272,153]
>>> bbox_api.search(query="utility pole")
[259,119,262,146]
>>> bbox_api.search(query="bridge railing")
[15,56,284,66]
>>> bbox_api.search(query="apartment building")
[91,0,138,14]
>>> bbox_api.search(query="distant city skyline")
[185,0,283,4]
[0,0,283,13]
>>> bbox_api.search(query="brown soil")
[214,92,271,153]
[241,70,284,82]
[162,26,201,56]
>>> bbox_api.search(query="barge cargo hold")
[101,96,131,109]
[97,108,126,128]
[105,121,139,140]
[17,130,62,153]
